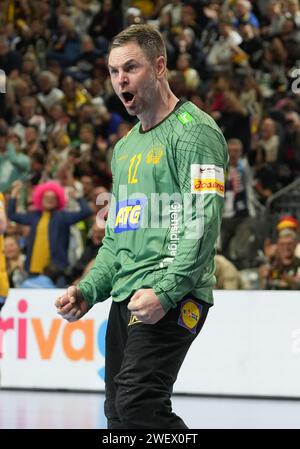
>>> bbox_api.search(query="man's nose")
[118,71,129,87]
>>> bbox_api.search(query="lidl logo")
[114,198,147,233]
[178,300,201,334]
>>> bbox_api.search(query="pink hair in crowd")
[32,182,67,211]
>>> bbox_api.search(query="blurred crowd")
[1,0,300,291]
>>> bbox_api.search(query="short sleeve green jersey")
[78,100,228,312]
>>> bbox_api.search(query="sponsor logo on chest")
[114,198,147,233]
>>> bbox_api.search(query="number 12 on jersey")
[128,153,142,184]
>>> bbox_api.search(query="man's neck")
[139,85,179,131]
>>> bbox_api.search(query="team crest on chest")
[146,147,164,165]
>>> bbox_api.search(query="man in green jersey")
[55,24,228,429]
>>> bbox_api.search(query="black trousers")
[104,295,210,429]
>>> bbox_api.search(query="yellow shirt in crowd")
[0,193,9,297]
[29,211,51,274]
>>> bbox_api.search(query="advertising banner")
[1,289,300,398]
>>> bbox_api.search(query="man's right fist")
[55,286,89,322]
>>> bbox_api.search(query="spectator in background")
[88,0,123,52]
[214,254,245,289]
[173,52,201,91]
[239,73,263,130]
[60,75,90,117]
[264,215,300,262]
[71,104,98,137]
[70,35,102,82]
[157,7,177,69]
[207,76,251,152]
[56,163,84,209]
[55,163,90,267]
[29,151,47,186]
[128,2,158,21]
[253,146,278,204]
[0,127,30,193]
[259,229,300,289]
[78,123,97,162]
[47,15,81,68]
[66,221,105,284]
[126,7,143,27]
[12,96,46,142]
[80,175,95,206]
[238,23,263,69]
[234,0,260,29]
[47,130,71,178]
[7,78,32,121]
[94,105,124,142]
[0,192,9,311]
[24,125,43,156]
[90,185,109,216]
[0,35,22,78]
[8,180,92,282]
[286,0,300,28]
[260,1,285,39]
[174,27,206,76]
[207,19,242,73]
[161,0,183,28]
[180,4,202,37]
[36,71,64,112]
[258,118,280,164]
[280,111,300,180]
[8,133,22,153]
[4,235,26,288]
[221,138,255,262]
[70,0,101,36]
[279,17,300,67]
[47,102,69,138]
[21,52,40,86]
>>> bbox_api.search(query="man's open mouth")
[122,92,135,103]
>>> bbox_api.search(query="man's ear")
[156,55,166,79]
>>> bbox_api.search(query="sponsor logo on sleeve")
[177,111,194,125]
[114,198,147,233]
[191,164,224,197]
[178,300,202,334]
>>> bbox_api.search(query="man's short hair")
[109,24,167,64]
